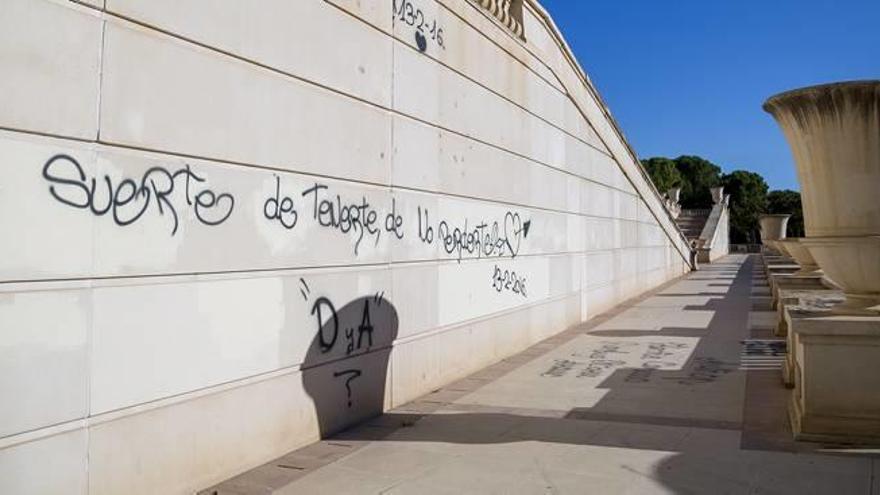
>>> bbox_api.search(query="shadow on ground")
[319,256,877,493]
[205,257,878,494]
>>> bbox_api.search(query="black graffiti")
[310,292,384,357]
[415,31,427,52]
[304,289,396,413]
[311,297,339,353]
[742,339,786,357]
[491,265,527,297]
[393,0,444,50]
[42,154,234,235]
[577,360,626,378]
[334,369,362,408]
[417,206,434,243]
[542,359,580,377]
[640,342,689,362]
[384,198,404,240]
[666,357,737,385]
[433,211,530,262]
[625,368,655,383]
[299,278,311,301]
[263,175,298,229]
[345,299,375,354]
[302,183,380,255]
[641,360,678,369]
[571,342,636,361]
[541,355,627,379]
[262,178,533,265]
[540,343,640,379]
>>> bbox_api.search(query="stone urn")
[667,187,682,204]
[711,186,725,205]
[759,214,791,255]
[777,238,821,276]
[764,81,880,313]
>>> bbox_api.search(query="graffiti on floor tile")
[542,340,694,380]
[624,368,655,383]
[542,359,580,377]
[570,341,638,360]
[641,342,689,361]
[741,339,786,357]
[577,359,627,378]
[663,357,738,385]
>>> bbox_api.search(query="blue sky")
[539,0,880,191]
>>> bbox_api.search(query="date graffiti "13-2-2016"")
[392,0,444,52]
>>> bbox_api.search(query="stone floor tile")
[209,256,876,494]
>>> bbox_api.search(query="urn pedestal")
[785,305,880,443]
[765,80,880,443]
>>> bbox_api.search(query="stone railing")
[681,208,711,217]
[474,0,525,37]
[696,196,730,263]
[729,244,762,253]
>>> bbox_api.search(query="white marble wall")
[0,1,690,493]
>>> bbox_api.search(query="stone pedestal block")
[786,304,880,443]
[769,273,832,312]
[763,260,799,281]
[778,289,845,387]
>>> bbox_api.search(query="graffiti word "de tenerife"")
[42,154,234,236]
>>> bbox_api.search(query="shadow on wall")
[301,294,399,438]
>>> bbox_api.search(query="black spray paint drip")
[415,31,427,52]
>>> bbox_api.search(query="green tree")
[673,155,723,208]
[722,170,769,243]
[641,157,683,194]
[767,189,805,237]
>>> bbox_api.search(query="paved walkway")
[207,255,879,494]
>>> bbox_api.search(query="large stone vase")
[759,214,791,256]
[764,81,880,314]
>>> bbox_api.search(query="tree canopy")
[674,155,722,208]
[641,157,682,194]
[641,155,804,244]
[722,170,768,243]
[641,155,721,208]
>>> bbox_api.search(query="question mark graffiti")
[333,369,362,407]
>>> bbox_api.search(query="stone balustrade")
[475,0,525,37]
